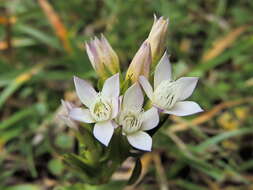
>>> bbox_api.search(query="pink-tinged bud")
[59,100,78,129]
[126,42,152,83]
[85,35,120,80]
[146,15,169,64]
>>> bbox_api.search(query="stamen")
[90,94,112,122]
[153,80,179,110]
[120,111,142,134]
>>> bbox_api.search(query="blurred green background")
[0,0,253,189]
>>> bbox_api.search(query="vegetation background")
[0,0,253,189]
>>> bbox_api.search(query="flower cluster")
[60,16,203,153]
[59,15,204,184]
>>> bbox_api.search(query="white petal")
[93,121,114,146]
[176,77,199,101]
[164,101,203,116]
[139,76,154,100]
[73,76,97,108]
[111,97,119,119]
[154,52,172,89]
[102,73,120,98]
[69,108,94,123]
[141,107,159,131]
[123,83,143,112]
[127,131,152,151]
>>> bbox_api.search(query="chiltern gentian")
[69,73,120,146]
[139,52,203,116]
[118,83,159,151]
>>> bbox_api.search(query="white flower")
[59,100,78,129]
[118,83,159,151]
[139,52,203,116]
[69,73,120,146]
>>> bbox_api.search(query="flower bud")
[59,100,78,129]
[126,42,151,83]
[85,35,120,80]
[146,15,169,64]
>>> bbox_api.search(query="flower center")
[90,94,112,122]
[153,80,179,110]
[120,111,142,134]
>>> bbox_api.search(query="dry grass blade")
[0,39,30,50]
[15,64,44,84]
[169,97,253,133]
[38,0,72,54]
[0,16,16,25]
[124,153,153,190]
[153,153,169,190]
[201,25,248,62]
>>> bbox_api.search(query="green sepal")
[121,77,131,94]
[75,126,102,166]
[62,153,98,183]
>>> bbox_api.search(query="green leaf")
[16,24,61,50]
[174,179,207,190]
[195,128,252,153]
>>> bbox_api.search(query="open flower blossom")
[139,52,203,116]
[85,35,120,80]
[118,83,159,151]
[69,73,120,146]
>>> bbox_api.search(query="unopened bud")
[126,42,151,83]
[146,15,169,64]
[85,35,120,80]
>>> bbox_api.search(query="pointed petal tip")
[165,101,203,116]
[153,14,157,22]
[85,42,91,49]
[73,75,81,84]
[142,41,151,48]
[73,75,78,80]
[102,73,120,98]
[139,75,154,100]
[161,51,170,60]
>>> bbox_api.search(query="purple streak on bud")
[85,35,120,80]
